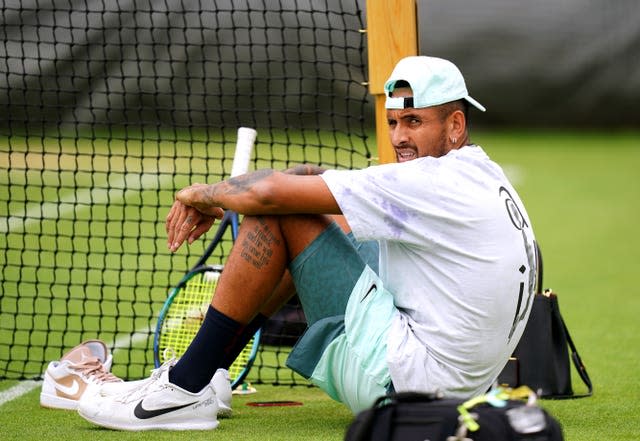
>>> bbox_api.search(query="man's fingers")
[166,204,193,251]
[171,207,199,251]
[167,204,217,252]
[167,185,223,252]
[166,201,184,247]
[165,202,175,233]
[188,217,215,244]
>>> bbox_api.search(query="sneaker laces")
[75,357,121,384]
[116,358,176,403]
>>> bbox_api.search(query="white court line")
[1,170,175,406]
[0,380,42,406]
[1,170,174,233]
[0,329,154,407]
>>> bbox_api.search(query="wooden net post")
[366,0,418,164]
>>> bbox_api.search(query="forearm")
[167,166,341,252]
[203,169,278,214]
[283,164,327,176]
[176,169,340,216]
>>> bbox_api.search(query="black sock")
[169,305,244,393]
[220,313,268,370]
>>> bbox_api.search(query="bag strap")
[536,242,593,397]
[535,241,543,295]
[561,312,593,397]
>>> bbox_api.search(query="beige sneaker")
[40,340,121,410]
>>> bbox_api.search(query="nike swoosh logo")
[361,283,377,303]
[55,379,80,396]
[134,400,198,419]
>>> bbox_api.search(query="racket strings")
[159,272,217,364]
[158,268,258,387]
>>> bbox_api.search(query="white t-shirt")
[321,145,537,398]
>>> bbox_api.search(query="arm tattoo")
[209,169,275,197]
[228,169,274,192]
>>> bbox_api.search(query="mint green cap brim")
[384,56,486,112]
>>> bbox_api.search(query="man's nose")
[391,125,409,146]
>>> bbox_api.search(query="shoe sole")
[40,392,79,410]
[217,404,232,418]
[78,404,220,431]
[78,407,219,431]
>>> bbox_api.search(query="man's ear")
[448,110,466,143]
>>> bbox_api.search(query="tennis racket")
[153,127,259,389]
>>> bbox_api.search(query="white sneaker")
[40,340,122,410]
[98,377,151,397]
[77,360,218,431]
[95,366,233,418]
[211,368,232,418]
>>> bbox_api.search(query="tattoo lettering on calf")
[239,217,281,269]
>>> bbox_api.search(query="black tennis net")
[0,0,374,385]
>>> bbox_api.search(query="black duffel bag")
[497,244,593,399]
[345,388,563,441]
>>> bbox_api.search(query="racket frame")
[153,128,260,388]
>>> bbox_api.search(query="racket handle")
[230,127,257,178]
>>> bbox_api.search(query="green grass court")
[1,129,639,440]
[0,129,372,382]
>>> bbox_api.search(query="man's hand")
[165,170,340,251]
[174,183,227,217]
[165,197,222,252]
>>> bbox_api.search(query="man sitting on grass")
[78,55,537,431]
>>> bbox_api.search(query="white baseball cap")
[384,56,486,112]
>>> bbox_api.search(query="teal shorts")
[286,222,395,413]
